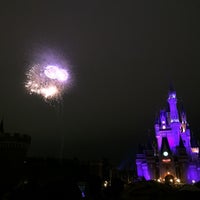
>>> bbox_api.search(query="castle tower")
[167,86,179,123]
[136,86,200,184]
[0,118,31,169]
[167,86,181,153]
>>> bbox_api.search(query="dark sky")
[0,0,200,163]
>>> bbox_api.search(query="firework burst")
[25,64,69,101]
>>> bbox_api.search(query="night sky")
[0,0,200,163]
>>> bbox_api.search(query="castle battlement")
[0,118,31,168]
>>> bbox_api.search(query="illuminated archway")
[165,174,174,184]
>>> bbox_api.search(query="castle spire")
[167,85,179,123]
[180,102,187,124]
[169,82,175,93]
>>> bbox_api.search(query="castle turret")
[167,86,179,123]
[160,110,167,129]
[180,104,187,124]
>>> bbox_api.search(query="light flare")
[44,65,69,81]
[40,86,58,98]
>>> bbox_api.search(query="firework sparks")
[25,64,69,100]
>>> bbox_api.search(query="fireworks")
[44,65,69,81]
[25,64,69,100]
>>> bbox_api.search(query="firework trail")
[25,63,70,162]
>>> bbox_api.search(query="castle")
[136,87,200,184]
[0,119,31,169]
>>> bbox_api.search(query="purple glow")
[136,88,200,184]
[81,192,85,198]
[136,161,144,177]
[187,165,199,183]
[142,163,150,180]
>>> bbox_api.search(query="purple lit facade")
[136,87,200,184]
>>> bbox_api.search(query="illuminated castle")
[136,86,200,184]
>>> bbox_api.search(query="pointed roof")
[177,135,187,156]
[169,82,175,93]
[160,137,172,155]
[168,82,177,99]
